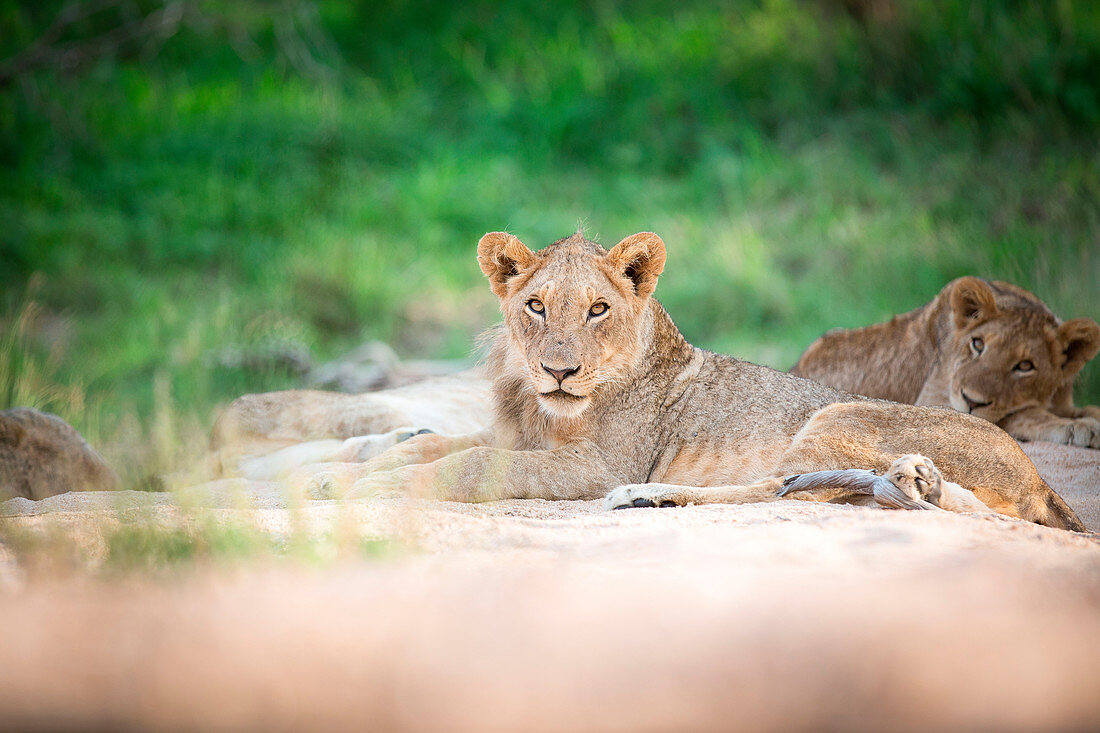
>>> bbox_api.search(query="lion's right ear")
[1057,318,1100,377]
[950,277,998,329]
[0,415,24,447]
[477,232,536,298]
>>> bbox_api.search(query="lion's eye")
[588,302,608,318]
[1014,360,1034,373]
[970,337,985,354]
[527,299,544,315]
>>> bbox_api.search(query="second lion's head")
[478,230,666,418]
[943,277,1100,422]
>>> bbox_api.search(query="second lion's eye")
[1014,360,1034,373]
[970,337,985,354]
[588,302,608,318]
[527,299,544,314]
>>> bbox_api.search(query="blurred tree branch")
[272,0,340,81]
[0,0,341,87]
[0,1,188,86]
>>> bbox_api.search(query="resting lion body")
[209,374,492,479]
[248,231,1083,532]
[791,278,1100,449]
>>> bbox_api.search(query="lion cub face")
[478,231,666,418]
[943,278,1100,422]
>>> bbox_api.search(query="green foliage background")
[1,0,1098,484]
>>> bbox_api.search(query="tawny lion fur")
[792,277,1100,449]
[209,375,492,480]
[244,231,1083,532]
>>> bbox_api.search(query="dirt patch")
[1,441,1098,731]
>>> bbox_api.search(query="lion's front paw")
[397,427,435,442]
[335,428,435,463]
[347,465,424,499]
[304,470,342,499]
[604,484,683,511]
[1077,405,1100,422]
[287,463,360,499]
[1049,417,1100,449]
[879,454,943,511]
[889,454,940,496]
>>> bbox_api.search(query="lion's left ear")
[607,232,666,300]
[1057,318,1100,377]
[949,277,999,329]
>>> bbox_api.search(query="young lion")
[300,231,1084,532]
[791,278,1100,449]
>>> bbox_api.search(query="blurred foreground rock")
[0,408,119,500]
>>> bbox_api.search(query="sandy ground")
[0,441,1098,731]
[1020,440,1100,529]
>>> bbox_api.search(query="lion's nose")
[960,390,992,413]
[542,364,579,384]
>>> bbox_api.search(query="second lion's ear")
[607,232,666,300]
[950,277,998,329]
[477,232,536,298]
[1058,318,1100,377]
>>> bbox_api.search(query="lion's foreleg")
[999,406,1100,449]
[603,479,784,510]
[288,429,493,497]
[236,428,436,480]
[343,440,623,502]
[358,429,495,473]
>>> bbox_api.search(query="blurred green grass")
[1,0,1098,485]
